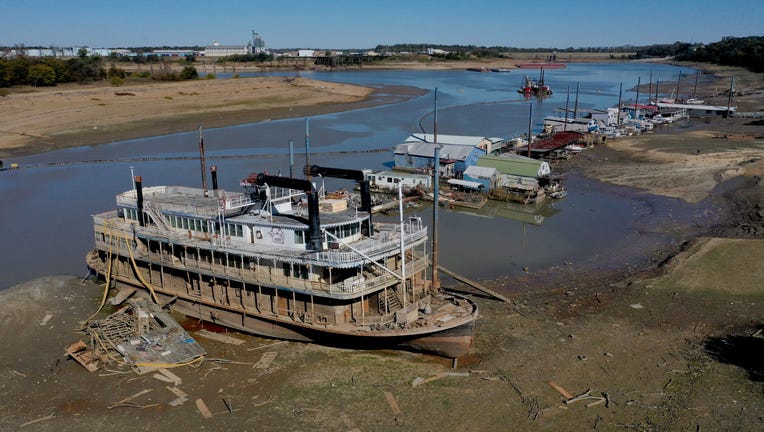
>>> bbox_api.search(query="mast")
[617,82,623,126]
[655,78,660,102]
[573,82,580,119]
[304,118,311,180]
[431,88,440,290]
[648,69,653,104]
[527,102,532,158]
[693,70,699,100]
[398,181,407,306]
[634,77,641,120]
[432,144,441,290]
[726,76,734,118]
[433,88,438,144]
[676,71,682,101]
[198,125,208,196]
[288,139,294,178]
[563,85,570,132]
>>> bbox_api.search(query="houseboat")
[86,165,478,358]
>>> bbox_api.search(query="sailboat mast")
[726,76,734,118]
[527,103,533,158]
[634,77,641,119]
[617,82,623,127]
[693,70,699,99]
[564,86,570,132]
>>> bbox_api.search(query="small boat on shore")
[86,165,478,359]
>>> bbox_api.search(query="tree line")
[0,49,201,88]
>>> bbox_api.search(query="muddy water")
[0,63,713,290]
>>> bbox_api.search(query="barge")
[86,165,478,358]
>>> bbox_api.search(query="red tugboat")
[518,68,552,97]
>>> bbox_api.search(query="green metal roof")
[476,155,543,178]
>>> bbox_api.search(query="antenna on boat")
[198,125,208,196]
[130,166,135,192]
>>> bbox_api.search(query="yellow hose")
[134,356,205,369]
[83,223,115,325]
[122,230,160,304]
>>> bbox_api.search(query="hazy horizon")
[1,0,762,50]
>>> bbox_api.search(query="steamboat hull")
[87,251,478,358]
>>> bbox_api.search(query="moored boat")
[86,165,478,358]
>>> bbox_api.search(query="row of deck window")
[124,207,359,244]
[159,213,244,237]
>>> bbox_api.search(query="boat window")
[224,223,243,237]
[294,230,305,244]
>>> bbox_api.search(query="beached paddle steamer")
[87,165,477,358]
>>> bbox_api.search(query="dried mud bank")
[0,77,424,158]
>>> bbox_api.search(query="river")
[0,62,715,291]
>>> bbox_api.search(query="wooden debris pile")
[66,298,206,374]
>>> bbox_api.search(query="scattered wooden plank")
[383,391,402,416]
[254,352,278,369]
[168,397,188,407]
[19,412,55,428]
[65,341,99,372]
[166,386,187,399]
[168,387,188,407]
[439,265,510,303]
[156,368,182,386]
[109,286,137,305]
[152,373,174,383]
[196,398,213,419]
[246,340,287,351]
[412,371,470,387]
[546,380,575,400]
[40,313,53,326]
[195,329,245,345]
[108,389,152,409]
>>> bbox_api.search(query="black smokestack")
[134,175,145,227]
[254,173,323,252]
[211,165,219,191]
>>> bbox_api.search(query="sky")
[1,0,762,50]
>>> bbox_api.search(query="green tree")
[107,65,126,79]
[28,64,56,86]
[40,58,70,83]
[179,66,198,80]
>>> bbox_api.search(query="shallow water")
[0,63,715,290]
